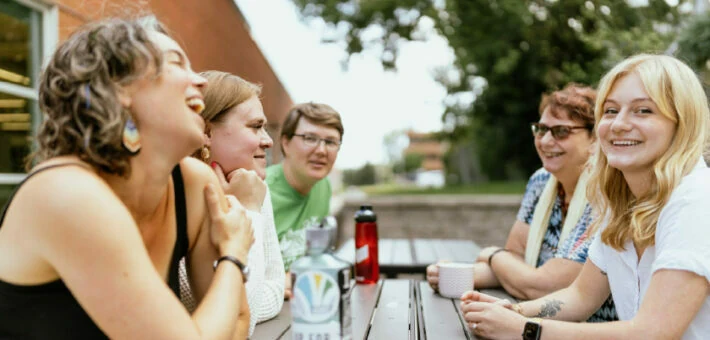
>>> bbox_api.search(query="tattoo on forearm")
[600,269,608,276]
[535,299,564,318]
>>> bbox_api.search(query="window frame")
[0,0,57,184]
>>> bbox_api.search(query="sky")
[233,0,455,170]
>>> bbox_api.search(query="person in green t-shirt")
[266,102,344,299]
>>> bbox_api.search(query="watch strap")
[213,255,248,282]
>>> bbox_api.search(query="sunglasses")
[530,123,591,140]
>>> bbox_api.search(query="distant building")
[404,131,448,188]
[0,0,292,203]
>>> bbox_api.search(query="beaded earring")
[122,116,141,154]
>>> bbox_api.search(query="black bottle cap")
[355,204,376,222]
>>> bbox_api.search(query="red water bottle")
[354,205,379,284]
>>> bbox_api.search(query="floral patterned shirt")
[518,168,617,322]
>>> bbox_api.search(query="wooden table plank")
[432,239,457,262]
[368,279,413,339]
[335,238,481,277]
[253,301,291,340]
[351,280,384,340]
[412,239,438,265]
[378,239,393,266]
[448,240,481,263]
[477,288,517,303]
[335,239,395,265]
[391,239,413,265]
[418,281,468,340]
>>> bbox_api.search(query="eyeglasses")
[293,133,342,151]
[530,123,591,140]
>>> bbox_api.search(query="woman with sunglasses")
[427,84,616,321]
[461,54,710,339]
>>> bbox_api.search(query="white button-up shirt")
[588,159,710,339]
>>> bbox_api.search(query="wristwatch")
[213,255,250,283]
[522,317,542,340]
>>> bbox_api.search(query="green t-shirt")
[266,164,331,270]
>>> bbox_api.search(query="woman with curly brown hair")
[0,17,253,339]
[427,84,616,322]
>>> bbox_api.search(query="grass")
[359,181,527,196]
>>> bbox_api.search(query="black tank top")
[0,163,189,339]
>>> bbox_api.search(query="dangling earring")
[122,116,141,154]
[201,145,210,162]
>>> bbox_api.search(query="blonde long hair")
[587,54,709,250]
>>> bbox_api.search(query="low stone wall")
[334,195,523,249]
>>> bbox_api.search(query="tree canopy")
[292,0,691,180]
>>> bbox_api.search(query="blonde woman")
[0,18,253,339]
[179,71,285,337]
[461,54,710,339]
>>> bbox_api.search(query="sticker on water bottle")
[355,245,369,263]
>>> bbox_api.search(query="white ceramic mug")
[437,262,475,299]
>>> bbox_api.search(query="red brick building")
[0,0,292,194]
[404,131,448,171]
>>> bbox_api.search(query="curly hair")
[587,54,709,250]
[539,83,596,134]
[30,17,167,176]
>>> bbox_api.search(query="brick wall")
[55,0,293,163]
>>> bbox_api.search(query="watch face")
[523,321,541,340]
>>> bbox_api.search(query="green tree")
[677,12,710,75]
[343,162,377,186]
[292,0,688,179]
[393,152,424,174]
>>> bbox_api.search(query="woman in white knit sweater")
[179,71,286,337]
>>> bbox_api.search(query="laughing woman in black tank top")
[0,16,254,339]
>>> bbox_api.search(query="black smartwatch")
[522,317,542,340]
[213,255,250,283]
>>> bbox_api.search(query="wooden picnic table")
[416,281,517,340]
[334,238,481,277]
[253,279,418,340]
[252,279,517,340]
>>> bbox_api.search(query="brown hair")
[191,71,262,158]
[31,16,167,176]
[539,83,596,133]
[280,102,344,155]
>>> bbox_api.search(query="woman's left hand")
[212,162,266,212]
[461,299,527,339]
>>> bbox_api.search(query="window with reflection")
[0,2,38,88]
[0,92,32,173]
[0,0,45,205]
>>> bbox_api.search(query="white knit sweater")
[244,188,285,335]
[178,187,286,337]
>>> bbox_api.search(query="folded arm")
[525,268,708,339]
[31,168,245,340]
